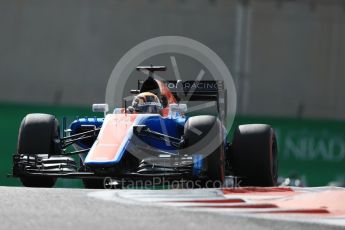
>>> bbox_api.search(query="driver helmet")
[131,92,162,114]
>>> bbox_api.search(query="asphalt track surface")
[0,186,343,230]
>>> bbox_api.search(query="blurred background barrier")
[1,103,344,187]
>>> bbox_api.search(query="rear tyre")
[17,113,60,187]
[231,124,278,187]
[184,116,225,187]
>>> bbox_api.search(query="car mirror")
[169,104,187,117]
[92,104,109,116]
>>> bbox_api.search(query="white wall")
[0,0,344,120]
[245,0,345,119]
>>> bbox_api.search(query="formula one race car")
[11,66,278,188]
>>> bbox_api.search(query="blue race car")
[12,66,278,188]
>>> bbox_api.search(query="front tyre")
[17,113,60,187]
[184,115,225,187]
[82,178,105,189]
[78,164,105,189]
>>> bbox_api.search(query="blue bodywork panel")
[70,117,104,149]
[70,115,187,163]
[138,115,186,151]
[70,117,104,134]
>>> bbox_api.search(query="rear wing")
[136,66,167,72]
[165,81,222,101]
